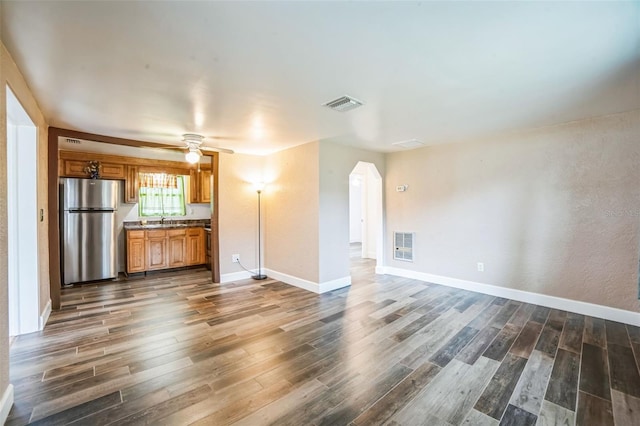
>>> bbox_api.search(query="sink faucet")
[160,216,165,224]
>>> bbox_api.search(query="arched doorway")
[349,161,383,271]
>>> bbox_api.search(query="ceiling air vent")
[394,232,414,262]
[392,139,425,150]
[322,95,364,112]
[65,138,81,144]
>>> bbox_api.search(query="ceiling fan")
[116,129,236,161]
[178,133,234,164]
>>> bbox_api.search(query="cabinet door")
[62,160,125,179]
[101,163,126,179]
[63,160,90,177]
[124,165,139,203]
[126,231,146,273]
[200,170,212,204]
[189,170,199,203]
[186,228,205,265]
[168,230,187,268]
[146,230,168,270]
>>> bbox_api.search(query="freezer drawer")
[62,211,117,285]
[61,178,118,210]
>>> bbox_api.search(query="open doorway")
[6,85,40,337]
[349,161,383,270]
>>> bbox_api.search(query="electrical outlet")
[232,254,240,263]
[477,262,484,272]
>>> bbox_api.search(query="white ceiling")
[2,1,639,155]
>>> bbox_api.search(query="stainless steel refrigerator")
[60,178,118,285]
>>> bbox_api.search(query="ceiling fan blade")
[155,144,234,155]
[200,146,234,154]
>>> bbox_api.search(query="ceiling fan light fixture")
[183,133,204,144]
[185,149,200,164]
[183,133,204,163]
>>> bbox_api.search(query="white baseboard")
[220,270,252,283]
[39,299,52,330]
[381,266,640,326]
[265,269,351,294]
[0,384,14,426]
[319,276,352,293]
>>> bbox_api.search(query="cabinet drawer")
[187,227,203,236]
[146,230,167,238]
[127,230,145,239]
[168,229,187,237]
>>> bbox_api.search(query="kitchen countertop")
[124,220,210,231]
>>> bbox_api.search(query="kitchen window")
[138,173,186,217]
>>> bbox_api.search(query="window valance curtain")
[138,172,179,189]
[138,173,186,216]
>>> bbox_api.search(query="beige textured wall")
[264,142,320,283]
[1,40,50,395]
[218,153,264,276]
[385,110,640,313]
[1,43,50,315]
[318,142,385,283]
[0,34,9,400]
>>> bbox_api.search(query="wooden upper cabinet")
[200,170,212,204]
[189,170,198,204]
[125,165,139,203]
[61,159,126,179]
[189,170,212,204]
[101,163,126,179]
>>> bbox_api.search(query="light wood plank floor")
[8,255,640,425]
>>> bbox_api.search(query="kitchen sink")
[140,223,190,229]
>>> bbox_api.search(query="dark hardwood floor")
[7,251,640,425]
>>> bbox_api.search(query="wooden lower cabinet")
[126,227,206,274]
[186,228,205,265]
[146,230,168,270]
[168,230,187,268]
[126,230,146,273]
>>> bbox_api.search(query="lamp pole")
[252,186,267,280]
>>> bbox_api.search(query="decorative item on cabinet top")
[84,161,102,179]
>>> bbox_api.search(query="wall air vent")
[322,95,364,112]
[65,138,82,144]
[392,139,425,150]
[394,232,415,262]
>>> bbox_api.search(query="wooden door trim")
[211,153,220,282]
[47,127,222,310]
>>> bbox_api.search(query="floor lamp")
[252,182,267,280]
